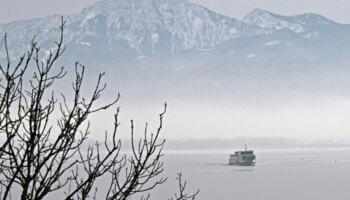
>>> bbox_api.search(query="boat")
[229,145,256,166]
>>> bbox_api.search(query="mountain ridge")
[1,0,347,58]
[1,0,350,102]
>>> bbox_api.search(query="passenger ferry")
[229,145,256,166]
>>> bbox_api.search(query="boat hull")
[229,160,256,166]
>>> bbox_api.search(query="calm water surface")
[151,148,350,200]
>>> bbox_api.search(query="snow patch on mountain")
[262,40,282,47]
[78,41,92,46]
[304,31,319,39]
[246,53,256,60]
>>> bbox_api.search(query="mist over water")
[150,148,350,200]
[87,94,350,142]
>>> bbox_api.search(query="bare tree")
[0,17,198,200]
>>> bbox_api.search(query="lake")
[150,148,350,200]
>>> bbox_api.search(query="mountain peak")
[245,8,273,17]
[242,8,277,22]
[293,12,334,25]
[242,8,304,33]
[72,0,242,52]
[80,0,203,17]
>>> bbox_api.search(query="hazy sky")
[1,0,350,141]
[1,0,350,24]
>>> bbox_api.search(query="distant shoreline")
[98,137,350,151]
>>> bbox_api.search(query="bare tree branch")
[169,173,200,200]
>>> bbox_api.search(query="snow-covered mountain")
[242,9,334,34]
[1,0,349,58]
[0,0,259,58]
[74,0,244,51]
[1,0,350,101]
